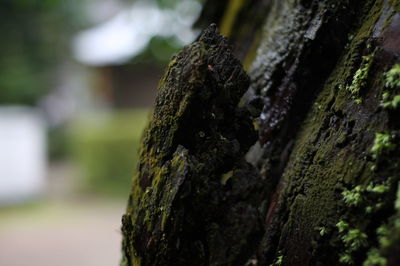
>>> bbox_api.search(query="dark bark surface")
[122,0,400,265]
[121,25,264,266]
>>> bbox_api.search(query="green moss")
[342,185,365,207]
[276,255,283,265]
[395,182,400,211]
[335,179,390,265]
[366,183,389,194]
[337,181,393,266]
[337,220,350,233]
[376,224,390,248]
[340,182,389,214]
[371,133,395,159]
[339,252,354,265]
[270,254,283,266]
[347,54,374,97]
[365,206,374,214]
[362,224,391,265]
[329,0,383,106]
[336,220,368,265]
[384,64,400,88]
[381,64,400,109]
[354,98,363,104]
[382,95,400,109]
[342,229,368,250]
[363,185,400,266]
[318,226,328,236]
[362,248,387,266]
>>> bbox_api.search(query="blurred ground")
[0,162,126,266]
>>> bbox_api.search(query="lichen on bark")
[121,24,264,266]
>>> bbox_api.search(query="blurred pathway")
[0,200,124,266]
[0,162,126,266]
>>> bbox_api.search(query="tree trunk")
[122,0,400,265]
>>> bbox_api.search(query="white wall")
[0,107,47,204]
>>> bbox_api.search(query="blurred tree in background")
[0,0,86,105]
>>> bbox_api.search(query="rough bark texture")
[121,25,264,266]
[122,0,400,265]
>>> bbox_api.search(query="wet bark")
[122,0,400,265]
[121,25,264,266]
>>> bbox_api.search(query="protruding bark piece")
[121,24,263,266]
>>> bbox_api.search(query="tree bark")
[122,0,400,265]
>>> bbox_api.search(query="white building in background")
[0,107,46,204]
[73,0,201,66]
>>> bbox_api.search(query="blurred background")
[0,0,202,265]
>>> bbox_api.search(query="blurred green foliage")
[0,0,86,105]
[69,109,149,196]
[131,36,182,65]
